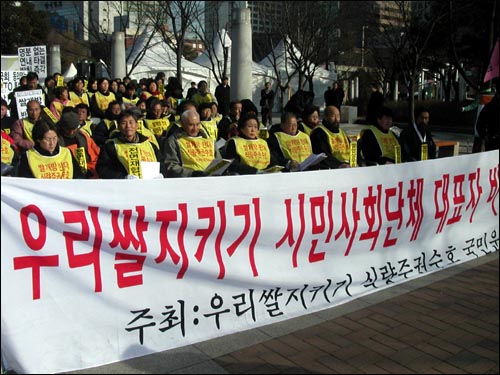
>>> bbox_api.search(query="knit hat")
[58,112,80,129]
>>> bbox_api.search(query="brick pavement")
[66,251,498,374]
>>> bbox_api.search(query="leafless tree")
[144,1,203,85]
[190,2,230,85]
[68,1,158,78]
[255,1,340,110]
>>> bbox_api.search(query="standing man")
[476,79,499,151]
[399,107,436,162]
[214,76,230,117]
[324,81,344,110]
[366,82,384,125]
[260,82,275,127]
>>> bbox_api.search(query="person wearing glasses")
[16,119,85,179]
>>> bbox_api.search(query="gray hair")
[181,109,200,124]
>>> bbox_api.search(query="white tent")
[63,63,78,82]
[126,28,213,93]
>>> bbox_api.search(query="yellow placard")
[127,146,142,179]
[43,107,59,124]
[394,144,401,164]
[57,76,64,87]
[349,141,357,167]
[421,144,428,161]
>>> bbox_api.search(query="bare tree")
[255,1,340,110]
[190,2,230,85]
[68,1,158,78]
[375,1,448,124]
[145,1,203,85]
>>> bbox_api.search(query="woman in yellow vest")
[267,112,313,171]
[49,86,75,121]
[143,99,173,144]
[224,113,281,175]
[359,106,400,165]
[298,105,321,135]
[96,110,165,179]
[69,77,90,108]
[163,109,222,177]
[16,120,84,178]
[89,78,116,119]
[198,102,218,141]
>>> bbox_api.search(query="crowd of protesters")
[1,71,497,179]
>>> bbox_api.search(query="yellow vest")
[23,119,36,142]
[314,125,351,163]
[144,118,171,137]
[69,91,90,106]
[232,137,270,170]
[79,120,94,137]
[362,125,399,160]
[274,131,312,163]
[1,137,15,164]
[178,136,215,171]
[137,120,160,149]
[200,118,218,140]
[122,96,139,106]
[113,139,157,178]
[94,91,116,112]
[27,147,74,179]
[301,123,314,136]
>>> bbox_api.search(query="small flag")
[483,39,499,83]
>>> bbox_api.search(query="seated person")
[359,106,399,165]
[57,110,101,179]
[310,105,351,169]
[399,107,436,162]
[92,100,122,148]
[96,110,165,179]
[224,113,281,175]
[17,119,85,179]
[267,112,312,171]
[163,109,222,177]
[299,105,321,135]
[198,102,218,141]
[1,129,20,175]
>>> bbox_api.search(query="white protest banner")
[18,45,47,79]
[1,70,28,103]
[14,89,44,119]
[1,151,498,374]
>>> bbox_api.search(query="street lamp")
[361,25,368,68]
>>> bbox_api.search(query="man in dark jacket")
[324,81,344,110]
[214,76,230,117]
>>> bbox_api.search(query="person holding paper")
[267,112,313,172]
[96,110,164,179]
[162,109,222,177]
[310,105,351,169]
[224,113,282,175]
